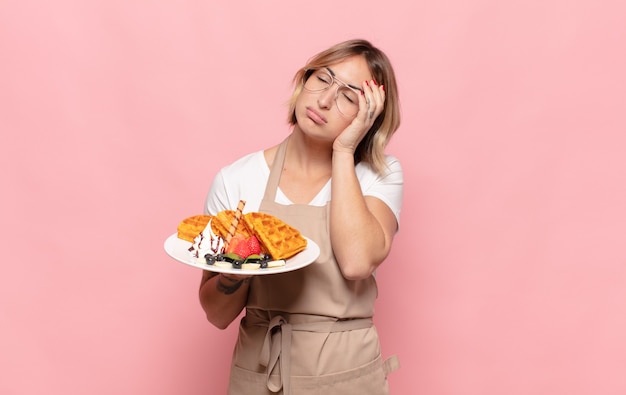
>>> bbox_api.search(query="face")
[294,55,373,142]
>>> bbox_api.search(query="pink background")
[1,1,625,394]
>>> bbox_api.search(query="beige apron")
[227,138,399,395]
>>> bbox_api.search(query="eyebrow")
[326,67,363,91]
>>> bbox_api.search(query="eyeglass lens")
[304,70,360,117]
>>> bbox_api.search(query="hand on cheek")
[333,80,385,154]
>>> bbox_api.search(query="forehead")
[326,56,372,85]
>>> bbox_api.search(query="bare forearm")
[199,271,249,329]
[330,151,392,279]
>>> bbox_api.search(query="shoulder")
[219,151,266,174]
[219,142,282,176]
[382,155,403,176]
[356,155,404,226]
[213,150,269,196]
[356,155,403,182]
[205,150,269,214]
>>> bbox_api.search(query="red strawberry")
[226,234,246,254]
[231,240,252,258]
[247,235,261,255]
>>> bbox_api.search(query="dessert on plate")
[176,200,307,270]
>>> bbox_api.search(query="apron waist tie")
[258,315,373,395]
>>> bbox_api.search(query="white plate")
[163,234,320,275]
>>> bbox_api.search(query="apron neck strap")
[263,137,289,202]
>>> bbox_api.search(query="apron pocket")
[228,353,396,395]
[228,364,269,395]
[292,354,390,395]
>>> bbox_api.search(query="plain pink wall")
[1,1,625,394]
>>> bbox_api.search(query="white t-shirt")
[204,151,403,227]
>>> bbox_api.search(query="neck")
[284,128,333,174]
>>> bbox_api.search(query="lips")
[305,107,327,125]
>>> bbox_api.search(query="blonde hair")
[288,39,401,175]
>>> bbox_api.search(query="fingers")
[360,79,385,121]
[334,78,385,152]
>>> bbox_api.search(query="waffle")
[243,212,307,260]
[213,210,253,239]
[177,215,213,242]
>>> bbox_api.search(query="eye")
[316,73,331,84]
[340,88,359,104]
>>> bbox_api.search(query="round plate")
[163,234,320,275]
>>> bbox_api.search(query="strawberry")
[247,235,261,255]
[225,234,246,255]
[231,240,252,258]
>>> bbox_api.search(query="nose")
[317,84,337,110]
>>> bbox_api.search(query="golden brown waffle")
[177,215,213,242]
[243,212,307,260]
[213,210,253,239]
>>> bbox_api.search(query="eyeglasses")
[302,68,363,117]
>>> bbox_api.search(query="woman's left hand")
[333,79,385,154]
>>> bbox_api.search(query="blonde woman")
[200,39,403,394]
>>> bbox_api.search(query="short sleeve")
[359,155,404,228]
[204,169,231,215]
[203,151,268,215]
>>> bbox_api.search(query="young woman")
[199,39,403,394]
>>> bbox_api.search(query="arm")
[331,80,399,280]
[330,153,398,280]
[199,271,250,329]
[199,169,251,329]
